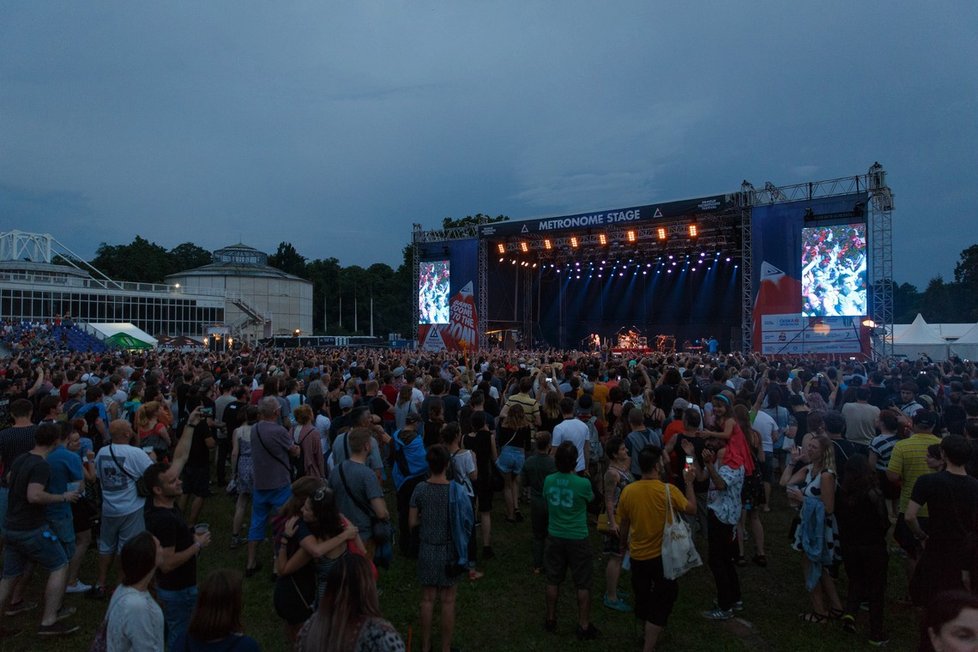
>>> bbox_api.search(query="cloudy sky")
[2,2,975,288]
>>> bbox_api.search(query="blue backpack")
[391,429,427,489]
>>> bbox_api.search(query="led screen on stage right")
[801,223,867,317]
[419,260,450,324]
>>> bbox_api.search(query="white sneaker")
[65,581,92,594]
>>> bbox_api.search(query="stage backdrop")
[417,238,479,351]
[751,193,870,355]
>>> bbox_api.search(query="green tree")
[169,242,212,273]
[268,242,307,278]
[441,213,508,230]
[919,276,956,322]
[892,281,921,323]
[306,257,341,334]
[90,236,171,283]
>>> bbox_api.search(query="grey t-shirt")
[328,460,383,539]
[331,432,384,472]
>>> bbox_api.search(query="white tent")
[892,314,949,360]
[950,322,978,361]
[83,322,158,347]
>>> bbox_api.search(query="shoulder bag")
[108,445,150,498]
[338,463,391,544]
[661,483,702,580]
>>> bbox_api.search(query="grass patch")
[14,484,919,651]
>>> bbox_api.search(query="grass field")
[11,482,921,652]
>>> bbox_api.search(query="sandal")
[735,555,748,567]
[828,608,845,620]
[799,611,829,624]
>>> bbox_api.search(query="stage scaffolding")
[411,164,894,356]
[743,164,894,356]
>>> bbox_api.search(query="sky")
[2,1,976,289]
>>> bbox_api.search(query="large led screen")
[801,224,867,317]
[419,260,451,324]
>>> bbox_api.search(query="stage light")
[627,230,637,243]
[532,263,537,268]
[668,254,673,259]
[688,223,698,238]
[657,227,667,241]
[498,257,504,263]
[519,241,529,253]
[496,243,505,255]
[570,236,579,248]
[725,257,731,262]
[598,234,607,246]
[511,259,516,265]
[700,252,706,257]
[543,239,552,250]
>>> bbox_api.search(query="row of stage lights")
[499,251,739,278]
[497,224,699,256]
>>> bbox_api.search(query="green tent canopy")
[104,332,154,350]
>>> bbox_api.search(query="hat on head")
[68,383,87,397]
[913,410,937,428]
[918,394,934,407]
[672,398,690,411]
[339,395,354,410]
[392,367,405,378]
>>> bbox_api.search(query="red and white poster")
[419,282,478,351]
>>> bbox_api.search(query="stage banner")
[418,238,479,351]
[751,193,869,355]
[479,194,737,237]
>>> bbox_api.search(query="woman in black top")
[835,454,890,645]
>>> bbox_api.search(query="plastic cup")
[194,523,209,535]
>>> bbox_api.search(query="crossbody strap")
[108,444,138,482]
[254,423,292,476]
[338,463,374,519]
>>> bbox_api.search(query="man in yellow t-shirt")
[617,446,697,652]
[886,410,941,580]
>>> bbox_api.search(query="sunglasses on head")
[312,485,331,503]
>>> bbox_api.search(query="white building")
[166,244,312,341]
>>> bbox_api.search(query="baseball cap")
[339,395,354,410]
[392,367,405,378]
[672,398,690,411]
[913,410,937,428]
[68,383,87,397]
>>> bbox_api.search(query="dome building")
[165,243,312,341]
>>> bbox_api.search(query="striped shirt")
[869,434,900,471]
[888,432,941,516]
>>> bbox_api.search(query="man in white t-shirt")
[551,397,589,474]
[841,386,880,452]
[91,419,154,598]
[751,408,779,509]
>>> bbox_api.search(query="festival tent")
[950,322,978,361]
[83,322,158,349]
[891,313,949,361]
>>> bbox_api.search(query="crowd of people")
[0,344,977,650]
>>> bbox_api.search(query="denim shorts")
[3,526,68,577]
[249,485,292,541]
[99,509,145,555]
[495,445,525,475]
[49,515,76,559]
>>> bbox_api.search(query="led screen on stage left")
[801,223,867,317]
[419,260,451,324]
